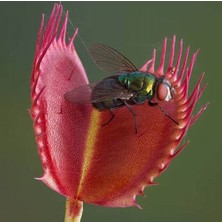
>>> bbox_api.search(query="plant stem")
[64,198,83,222]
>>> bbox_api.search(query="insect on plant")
[64,44,178,133]
[31,4,208,221]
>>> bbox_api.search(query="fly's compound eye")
[157,83,171,101]
[157,79,173,102]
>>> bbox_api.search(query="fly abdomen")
[91,76,127,111]
[93,98,125,111]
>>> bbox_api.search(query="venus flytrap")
[30,3,207,222]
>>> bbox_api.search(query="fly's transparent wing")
[64,84,94,104]
[91,76,134,102]
[89,44,138,74]
[64,76,134,104]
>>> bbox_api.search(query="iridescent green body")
[92,71,157,110]
[118,71,156,103]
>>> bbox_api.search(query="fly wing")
[64,77,134,104]
[89,44,138,74]
[64,84,94,104]
[91,76,134,102]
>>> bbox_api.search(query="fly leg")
[101,109,115,127]
[148,100,179,125]
[123,102,138,134]
[157,105,179,125]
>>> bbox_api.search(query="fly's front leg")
[148,100,179,125]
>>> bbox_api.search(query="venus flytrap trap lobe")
[30,3,208,222]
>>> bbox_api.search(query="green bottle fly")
[64,44,178,133]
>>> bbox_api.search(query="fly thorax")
[143,75,156,97]
[133,94,147,104]
[127,72,145,91]
[117,74,128,87]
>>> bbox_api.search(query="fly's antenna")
[158,104,179,125]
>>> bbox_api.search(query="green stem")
[64,198,83,222]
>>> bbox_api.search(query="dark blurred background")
[0,2,220,222]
